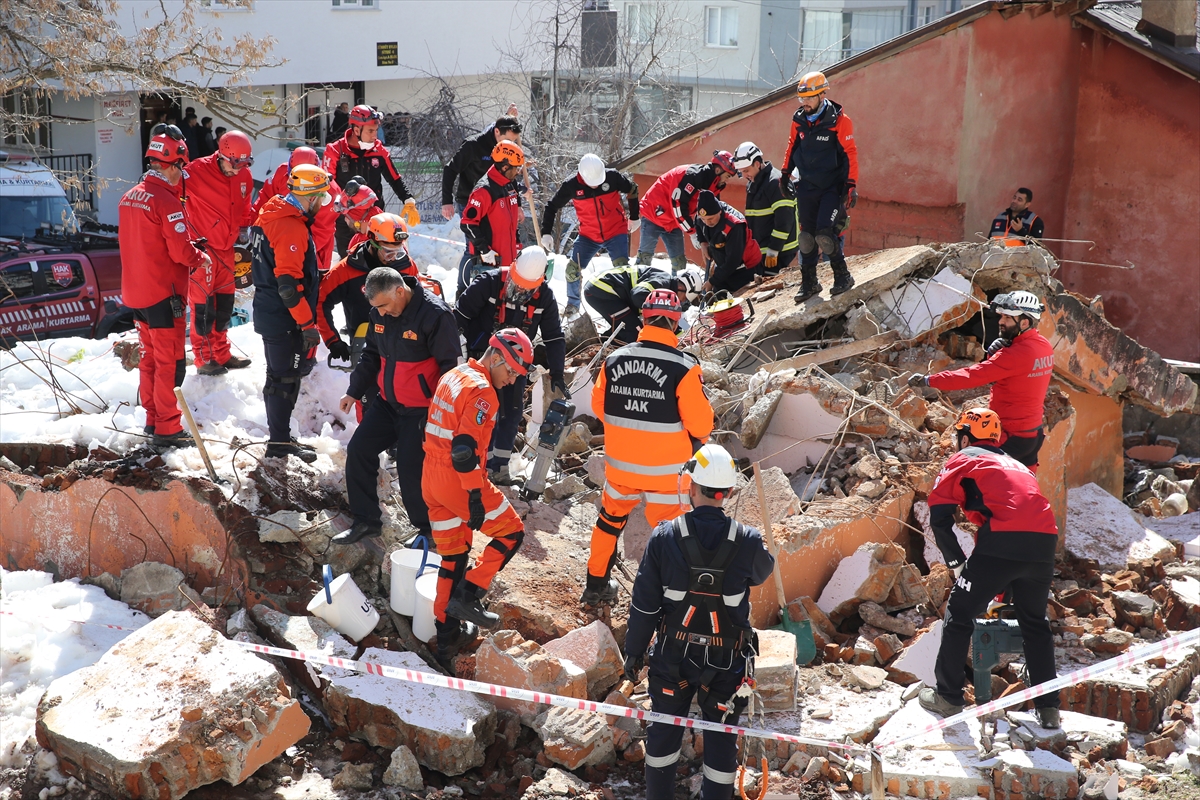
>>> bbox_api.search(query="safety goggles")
[373,241,407,261]
[504,283,535,305]
[220,153,255,169]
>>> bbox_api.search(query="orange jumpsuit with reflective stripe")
[422,359,524,624]
[587,324,714,579]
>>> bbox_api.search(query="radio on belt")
[520,397,575,501]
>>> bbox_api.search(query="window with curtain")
[801,9,843,65]
[627,3,654,43]
[849,8,904,55]
[705,7,738,47]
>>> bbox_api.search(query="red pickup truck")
[0,233,135,347]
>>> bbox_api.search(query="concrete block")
[867,266,982,339]
[536,706,615,769]
[874,698,988,799]
[849,665,888,690]
[541,620,623,701]
[322,649,496,776]
[766,680,904,743]
[740,389,784,450]
[249,604,356,694]
[732,465,802,532]
[118,562,198,618]
[474,630,588,724]
[886,621,943,687]
[884,564,926,611]
[332,762,374,790]
[816,542,905,623]
[382,745,423,790]
[858,600,916,636]
[35,611,309,800]
[258,510,303,544]
[1141,512,1200,560]
[1009,709,1126,756]
[992,748,1078,797]
[1066,483,1175,567]
[521,767,590,798]
[754,629,798,710]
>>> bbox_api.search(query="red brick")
[1144,737,1177,759]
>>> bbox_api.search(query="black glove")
[301,326,321,352]
[907,373,928,388]
[986,337,1011,357]
[327,338,351,362]
[622,653,645,684]
[467,488,485,530]
[780,178,795,199]
[846,184,858,209]
[550,375,568,397]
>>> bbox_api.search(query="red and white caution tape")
[0,608,143,632]
[874,626,1200,749]
[408,231,466,248]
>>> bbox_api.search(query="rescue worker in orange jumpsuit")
[423,329,533,673]
[584,289,714,606]
[254,147,339,272]
[458,141,525,296]
[183,130,255,374]
[118,124,210,448]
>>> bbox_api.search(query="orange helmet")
[489,328,534,375]
[288,146,320,170]
[953,408,1002,444]
[366,212,408,243]
[146,124,188,165]
[796,71,829,98]
[492,140,525,168]
[642,288,684,322]
[287,164,331,196]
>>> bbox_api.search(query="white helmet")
[732,142,762,171]
[512,246,548,289]
[675,266,705,303]
[684,443,740,491]
[578,153,606,188]
[992,290,1044,320]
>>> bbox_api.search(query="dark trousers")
[796,186,845,268]
[935,552,1059,709]
[261,331,314,444]
[582,286,640,344]
[335,216,355,259]
[709,264,758,294]
[486,373,527,472]
[1001,429,1045,470]
[346,399,431,535]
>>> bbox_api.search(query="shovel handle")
[752,462,788,612]
[173,387,220,484]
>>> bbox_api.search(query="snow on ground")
[0,568,147,769]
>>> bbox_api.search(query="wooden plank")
[766,330,899,375]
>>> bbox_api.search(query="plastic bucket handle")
[411,534,432,578]
[323,564,334,605]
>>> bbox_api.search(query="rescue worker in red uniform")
[323,104,419,256]
[584,289,714,605]
[459,140,525,296]
[910,291,1053,469]
[635,152,739,273]
[624,443,775,800]
[918,409,1061,729]
[332,266,461,546]
[254,147,340,273]
[118,125,210,448]
[539,153,640,316]
[693,191,763,294]
[783,72,859,301]
[336,180,385,253]
[989,188,1044,246]
[423,329,533,673]
[182,130,255,374]
[250,164,330,463]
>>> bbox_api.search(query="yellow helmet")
[287,164,331,196]
[953,408,1002,444]
[796,71,830,98]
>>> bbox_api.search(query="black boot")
[830,259,856,295]
[153,430,195,449]
[435,619,479,674]
[331,521,382,545]
[794,263,822,303]
[579,575,619,606]
[644,763,677,800]
[265,442,318,464]
[445,580,500,629]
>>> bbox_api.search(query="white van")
[0,152,78,239]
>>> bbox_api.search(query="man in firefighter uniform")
[539,153,640,316]
[455,246,565,484]
[423,329,534,673]
[733,141,798,275]
[254,146,339,273]
[918,409,1061,729]
[323,104,419,256]
[910,291,1053,469]
[183,130,255,375]
[635,151,739,273]
[583,264,705,345]
[623,443,775,800]
[584,289,714,605]
[783,72,859,301]
[118,125,211,448]
[459,140,525,296]
[333,266,461,545]
[251,164,330,463]
[441,110,522,220]
[989,188,1044,246]
[694,191,764,294]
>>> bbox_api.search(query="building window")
[850,8,904,55]
[627,3,654,43]
[917,2,938,27]
[1,91,51,150]
[584,0,610,9]
[801,9,843,64]
[331,0,375,7]
[705,6,738,47]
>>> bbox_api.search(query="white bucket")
[390,547,441,615]
[412,571,439,643]
[307,565,379,643]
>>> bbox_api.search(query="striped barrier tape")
[0,608,143,632]
[408,231,466,248]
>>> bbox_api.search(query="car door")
[32,256,96,338]
[0,260,38,346]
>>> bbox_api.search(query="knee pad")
[797,231,816,254]
[610,257,629,267]
[214,294,235,331]
[264,375,300,401]
[174,359,186,387]
[438,552,470,581]
[815,228,838,255]
[564,260,581,283]
[669,255,687,272]
[596,508,630,537]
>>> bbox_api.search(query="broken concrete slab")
[1061,641,1200,732]
[816,542,905,623]
[249,605,356,694]
[1140,512,1200,560]
[886,621,943,687]
[767,678,904,744]
[739,389,783,450]
[36,610,310,800]
[866,266,984,340]
[381,744,424,790]
[730,465,802,532]
[1009,709,1127,758]
[475,630,588,723]
[536,706,615,769]
[521,766,591,799]
[727,387,845,474]
[755,629,798,710]
[873,698,990,799]
[322,648,496,775]
[1066,483,1176,567]
[119,562,203,618]
[541,620,623,700]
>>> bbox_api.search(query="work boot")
[445,581,500,629]
[918,687,964,718]
[264,442,318,464]
[489,466,521,487]
[794,280,822,303]
[331,521,382,546]
[579,575,619,606]
[830,261,856,296]
[196,361,229,376]
[222,354,252,370]
[1035,706,1061,729]
[563,303,580,318]
[289,437,317,452]
[435,620,479,673]
[153,430,194,449]
[143,425,156,437]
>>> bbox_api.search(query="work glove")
[479,249,499,266]
[237,226,251,245]
[986,337,1011,357]
[952,564,964,581]
[550,374,568,397]
[401,199,421,228]
[628,218,639,233]
[763,249,779,269]
[907,373,928,388]
[845,183,858,209]
[301,325,321,352]
[780,178,795,199]
[689,234,700,251]
[622,653,645,684]
[540,233,554,252]
[327,338,351,362]
[467,488,485,530]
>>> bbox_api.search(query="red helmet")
[642,288,684,322]
[146,125,188,165]
[288,146,320,170]
[335,181,379,217]
[349,104,382,127]
[218,130,253,167]
[711,150,739,177]
[489,328,534,376]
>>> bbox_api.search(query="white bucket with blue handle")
[412,571,440,643]
[307,564,379,642]
[390,536,441,616]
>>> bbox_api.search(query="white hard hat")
[512,246,548,290]
[578,153,606,188]
[675,266,706,303]
[684,443,740,490]
[732,142,762,170]
[992,290,1044,320]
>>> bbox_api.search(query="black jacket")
[695,201,761,290]
[250,220,319,338]
[454,268,565,379]
[744,161,797,255]
[443,125,500,207]
[584,264,676,312]
[346,275,460,414]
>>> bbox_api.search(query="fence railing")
[39,153,95,214]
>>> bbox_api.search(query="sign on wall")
[377,42,398,67]
[101,95,136,122]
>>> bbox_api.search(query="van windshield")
[0,195,79,238]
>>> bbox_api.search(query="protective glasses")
[373,241,407,261]
[504,283,535,305]
[220,153,255,169]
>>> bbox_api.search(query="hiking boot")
[143,425,155,437]
[794,282,822,303]
[830,262,856,296]
[264,442,318,464]
[222,354,252,370]
[563,304,580,318]
[153,430,194,449]
[289,437,316,452]
[436,620,479,663]
[489,466,521,487]
[332,521,383,546]
[580,576,620,606]
[1035,707,1061,729]
[445,582,500,629]
[196,361,229,376]
[918,687,964,718]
